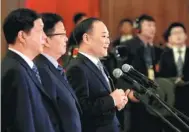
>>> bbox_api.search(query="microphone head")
[122,64,132,73]
[112,68,123,79]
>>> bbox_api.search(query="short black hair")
[73,12,86,24]
[163,22,187,42]
[70,17,101,45]
[41,13,63,35]
[119,18,133,27]
[3,8,41,44]
[135,14,155,29]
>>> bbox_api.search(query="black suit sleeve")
[67,66,115,117]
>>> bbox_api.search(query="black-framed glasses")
[47,33,66,37]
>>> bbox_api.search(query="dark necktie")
[144,44,153,68]
[177,48,183,77]
[97,61,111,91]
[32,64,42,84]
[57,65,68,81]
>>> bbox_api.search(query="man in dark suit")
[122,15,160,78]
[1,8,62,132]
[66,18,130,132]
[119,14,164,132]
[159,22,189,82]
[34,13,82,132]
[159,22,189,124]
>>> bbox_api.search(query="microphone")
[112,68,146,93]
[113,69,189,132]
[121,64,158,89]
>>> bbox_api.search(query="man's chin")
[39,47,44,54]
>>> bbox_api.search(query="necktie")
[32,64,42,84]
[177,48,183,77]
[97,61,111,91]
[144,44,153,68]
[57,65,68,81]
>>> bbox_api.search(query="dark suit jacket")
[34,54,82,132]
[159,47,189,82]
[121,36,157,76]
[120,37,164,132]
[1,50,61,132]
[66,53,120,132]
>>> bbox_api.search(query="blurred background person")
[117,14,164,132]
[73,12,88,25]
[111,19,134,49]
[159,23,189,126]
[62,12,88,68]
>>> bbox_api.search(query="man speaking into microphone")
[66,17,130,132]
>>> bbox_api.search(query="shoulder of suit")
[66,57,84,70]
[161,47,172,57]
[124,36,141,46]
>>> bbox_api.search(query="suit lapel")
[170,49,178,74]
[37,55,81,109]
[103,67,115,91]
[183,48,189,67]
[78,53,111,93]
[7,51,53,101]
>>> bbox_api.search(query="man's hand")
[127,90,140,102]
[110,89,130,111]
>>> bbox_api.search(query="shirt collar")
[9,48,34,68]
[42,53,59,68]
[172,45,186,53]
[79,51,100,66]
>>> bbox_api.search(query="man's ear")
[17,31,27,44]
[44,37,51,48]
[83,33,90,44]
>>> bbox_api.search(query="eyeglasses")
[47,33,66,37]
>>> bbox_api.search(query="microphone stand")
[125,72,189,123]
[133,92,181,132]
[147,88,189,122]
[119,73,189,131]
[136,82,189,131]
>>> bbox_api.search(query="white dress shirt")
[42,53,59,69]
[172,46,186,64]
[9,48,34,69]
[79,52,100,68]
[120,35,133,43]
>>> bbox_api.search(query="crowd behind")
[1,8,189,132]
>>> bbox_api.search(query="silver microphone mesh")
[122,64,132,73]
[112,68,123,79]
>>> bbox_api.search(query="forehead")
[54,21,65,31]
[33,18,44,28]
[171,27,185,33]
[91,21,109,34]
[141,20,155,25]
[122,21,132,26]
